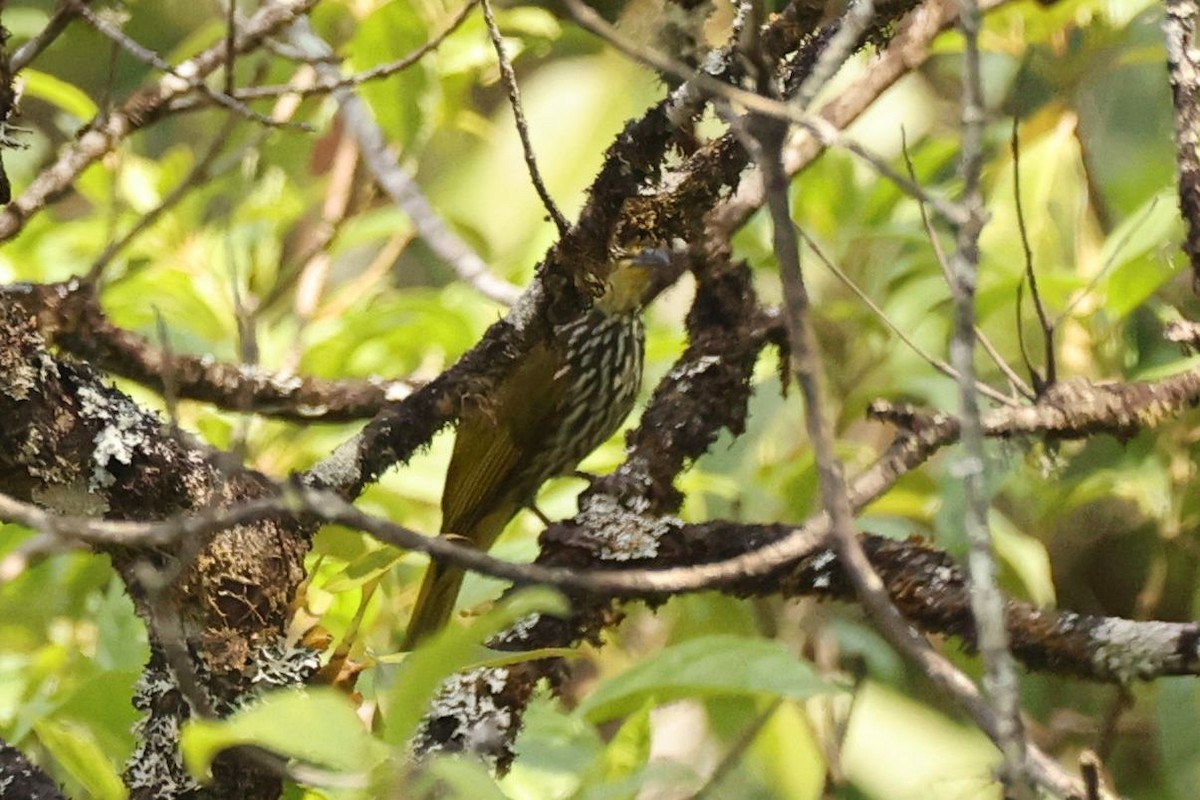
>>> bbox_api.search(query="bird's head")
[594,248,669,314]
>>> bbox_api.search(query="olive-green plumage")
[403,255,658,648]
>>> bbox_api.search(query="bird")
[402,250,665,648]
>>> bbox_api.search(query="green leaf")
[589,699,653,788]
[1158,677,1200,800]
[346,0,434,152]
[180,687,385,782]
[411,756,510,799]
[22,69,100,121]
[1098,190,1184,319]
[989,511,1056,607]
[576,635,838,724]
[322,546,406,593]
[35,719,127,800]
[384,587,569,747]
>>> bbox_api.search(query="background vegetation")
[2,0,1199,797]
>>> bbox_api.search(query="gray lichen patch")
[576,493,682,561]
[415,667,515,760]
[665,353,721,393]
[76,384,154,490]
[250,637,321,690]
[126,668,202,797]
[1090,617,1179,683]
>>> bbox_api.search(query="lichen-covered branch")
[13,281,415,423]
[0,739,67,800]
[1164,0,1200,289]
[0,301,314,800]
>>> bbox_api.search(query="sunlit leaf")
[35,719,127,800]
[22,69,99,121]
[180,688,384,782]
[576,636,838,724]
[322,546,406,593]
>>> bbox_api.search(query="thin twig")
[793,0,876,109]
[1080,750,1104,800]
[86,113,240,282]
[750,102,1065,797]
[480,0,570,238]
[224,0,238,98]
[737,8,1044,787]
[799,227,1017,406]
[1163,0,1200,292]
[710,0,1016,238]
[152,307,180,424]
[0,0,319,244]
[227,238,259,463]
[691,699,782,800]
[10,1,87,71]
[1011,117,1055,391]
[66,0,308,131]
[1054,195,1162,326]
[561,0,967,227]
[900,129,1035,400]
[284,129,360,371]
[949,0,1031,792]
[1094,687,1131,763]
[282,19,522,306]
[168,0,481,110]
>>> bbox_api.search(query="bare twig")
[16,280,416,422]
[284,131,360,371]
[710,0,1015,237]
[0,0,319,244]
[175,1,481,111]
[901,130,1035,400]
[691,699,782,800]
[480,0,570,238]
[949,0,1031,792]
[721,94,1086,796]
[11,1,87,71]
[282,19,522,306]
[86,113,240,282]
[561,0,967,227]
[1080,750,1105,800]
[66,0,307,131]
[152,307,180,424]
[798,227,1017,406]
[1011,117,1055,391]
[792,0,876,109]
[224,0,238,98]
[1055,195,1162,327]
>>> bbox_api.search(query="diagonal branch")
[282,19,522,307]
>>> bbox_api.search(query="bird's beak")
[632,248,671,268]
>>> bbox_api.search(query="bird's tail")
[403,505,515,650]
[402,558,466,650]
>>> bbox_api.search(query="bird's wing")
[440,340,567,538]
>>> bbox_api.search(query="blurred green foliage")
[4,0,1200,796]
